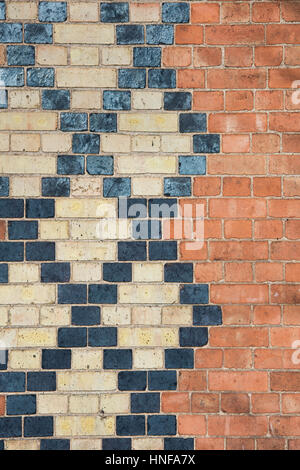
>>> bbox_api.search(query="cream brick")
[56,416,114,437]
[0,329,17,350]
[101,134,131,153]
[0,285,55,304]
[40,221,69,240]
[7,2,37,20]
[69,395,99,414]
[132,177,162,196]
[72,350,102,370]
[17,328,56,347]
[130,3,160,22]
[100,394,130,414]
[0,134,9,152]
[133,263,163,283]
[120,113,177,132]
[132,438,164,451]
[70,47,99,65]
[72,263,101,282]
[10,90,40,109]
[56,199,116,218]
[72,91,102,109]
[132,135,160,153]
[133,349,164,369]
[11,134,40,152]
[119,285,178,304]
[96,219,131,240]
[57,371,117,391]
[102,46,131,65]
[70,2,99,22]
[71,177,101,197]
[117,156,176,174]
[0,113,57,131]
[71,439,101,451]
[38,394,68,414]
[162,306,193,325]
[57,68,116,88]
[119,327,178,347]
[41,133,71,153]
[36,45,68,66]
[70,220,114,240]
[10,177,40,197]
[9,349,41,370]
[10,306,39,326]
[5,440,39,451]
[9,264,39,283]
[161,135,191,153]
[0,307,8,326]
[0,155,56,175]
[54,25,114,44]
[132,92,162,110]
[132,306,161,325]
[56,242,116,261]
[40,306,70,326]
[102,306,131,326]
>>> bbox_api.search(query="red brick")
[283,134,300,153]
[222,305,251,325]
[193,47,222,66]
[209,113,267,133]
[180,241,208,261]
[193,91,224,111]
[195,262,223,283]
[285,46,300,65]
[195,438,224,450]
[0,396,4,416]
[269,68,300,88]
[191,3,220,24]
[255,262,284,282]
[225,262,252,281]
[253,305,281,325]
[270,113,300,132]
[252,393,280,413]
[0,221,5,240]
[286,220,300,239]
[222,135,250,153]
[255,46,283,66]
[284,306,300,325]
[254,177,281,197]
[226,90,253,111]
[267,25,300,45]
[224,349,252,369]
[281,2,300,21]
[221,393,249,413]
[223,177,251,196]
[208,415,268,436]
[210,241,268,261]
[224,47,252,67]
[162,47,192,67]
[257,439,285,450]
[289,440,300,450]
[226,438,255,450]
[208,155,266,175]
[254,349,283,369]
[178,69,205,88]
[210,198,266,218]
[208,69,266,89]
[269,200,300,219]
[195,348,223,368]
[206,25,264,45]
[283,394,300,414]
[252,2,280,22]
[252,134,280,153]
[178,415,206,436]
[210,327,268,347]
[271,241,300,260]
[211,284,269,304]
[191,393,219,413]
[222,2,250,23]
[271,285,300,304]
[255,90,283,110]
[286,264,300,282]
[178,371,206,391]
[224,220,252,239]
[269,155,300,175]
[175,25,203,45]
[270,327,300,347]
[194,177,221,196]
[161,392,190,413]
[270,416,300,436]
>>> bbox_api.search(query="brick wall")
[0,0,299,451]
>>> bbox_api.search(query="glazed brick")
[117,25,144,45]
[119,198,147,219]
[27,372,55,391]
[88,284,118,304]
[57,155,85,175]
[180,113,206,133]
[0,2,5,20]
[26,242,55,261]
[24,24,53,44]
[193,134,220,153]
[42,90,70,110]
[71,306,100,326]
[179,327,208,347]
[132,220,161,240]
[118,242,147,261]
[148,69,176,89]
[72,134,100,154]
[0,373,25,392]
[164,92,191,111]
[6,395,36,415]
[24,417,53,438]
[7,46,35,66]
[42,349,71,370]
[165,438,194,451]
[149,199,178,218]
[8,221,38,240]
[133,47,161,67]
[180,284,208,304]
[104,349,132,369]
[131,393,160,414]
[0,243,24,262]
[116,415,145,436]
[0,177,9,197]
[90,113,117,133]
[162,3,189,23]
[165,263,193,283]
[60,113,88,132]
[179,156,206,175]
[0,23,22,43]
[26,199,54,218]
[101,3,129,23]
[0,199,24,218]
[165,349,194,369]
[0,418,22,438]
[118,69,146,89]
[103,263,132,282]
[86,156,114,175]
[164,177,191,197]
[39,2,67,22]
[88,327,117,347]
[148,415,176,436]
[40,440,70,451]
[58,327,87,347]
[103,91,131,111]
[102,439,131,451]
[58,284,87,304]
[0,68,24,87]
[149,241,177,260]
[42,177,70,198]
[41,263,70,283]
[193,306,222,326]
[0,441,3,450]
[148,371,177,391]
[118,371,147,391]
[0,264,8,284]
[146,25,174,45]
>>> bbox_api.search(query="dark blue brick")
[0,418,22,438]
[131,393,160,414]
[179,155,206,175]
[104,349,132,369]
[165,263,193,283]
[162,2,190,23]
[148,371,177,390]
[133,47,161,67]
[8,221,38,240]
[102,438,131,451]
[0,243,24,262]
[180,113,207,133]
[148,69,176,89]
[180,284,209,304]
[41,263,70,283]
[40,439,70,451]
[164,438,194,451]
[87,156,113,175]
[72,134,100,154]
[103,263,132,282]
[42,349,71,369]
[88,284,117,304]
[118,371,147,391]
[0,199,23,218]
[180,327,208,347]
[0,350,7,369]
[0,68,24,87]
[149,241,177,260]
[90,113,117,133]
[164,92,191,111]
[0,440,3,450]
[39,2,67,22]
[42,177,70,197]
[57,155,85,175]
[27,372,56,391]
[0,2,5,20]
[72,306,100,326]
[103,177,131,197]
[118,69,146,89]
[193,134,220,153]
[0,24,22,43]
[149,198,177,219]
[117,25,144,45]
[88,327,117,347]
[132,220,161,240]
[103,91,131,110]
[58,284,87,304]
[165,349,194,369]
[26,242,55,261]
[24,23,53,44]
[101,3,129,23]
[116,415,145,436]
[148,415,176,436]
[119,198,147,219]
[42,90,70,110]
[58,327,87,347]
[118,241,146,261]
[60,113,88,132]
[193,305,222,326]
[6,395,36,415]
[24,416,53,437]
[0,373,25,392]
[146,25,174,45]
[27,68,54,87]
[0,265,7,284]
[7,46,35,66]
[26,199,54,218]
[164,177,191,196]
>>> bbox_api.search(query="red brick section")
[159,1,300,450]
